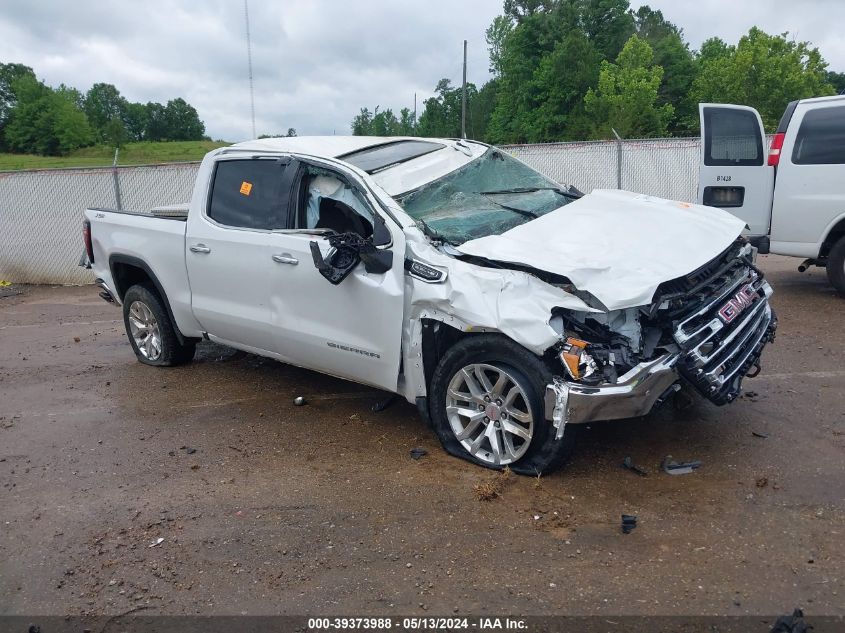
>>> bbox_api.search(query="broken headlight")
[559,337,599,382]
[558,336,624,385]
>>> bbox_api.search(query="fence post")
[112,148,123,210]
[611,128,622,189]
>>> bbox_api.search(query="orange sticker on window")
[239,181,253,196]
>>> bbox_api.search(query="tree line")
[350,0,845,142]
[0,62,207,156]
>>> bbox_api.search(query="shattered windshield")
[394,148,574,244]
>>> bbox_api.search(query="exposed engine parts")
[545,238,776,407]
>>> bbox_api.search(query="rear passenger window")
[703,108,764,166]
[792,107,845,165]
[208,159,285,229]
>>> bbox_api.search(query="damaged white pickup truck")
[82,137,777,474]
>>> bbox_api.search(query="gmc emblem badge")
[718,284,759,323]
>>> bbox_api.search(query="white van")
[698,96,845,294]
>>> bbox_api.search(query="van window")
[792,106,845,165]
[703,107,763,167]
[208,159,286,229]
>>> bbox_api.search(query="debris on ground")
[661,455,702,475]
[756,477,769,488]
[372,395,397,412]
[621,456,649,476]
[293,396,306,406]
[409,447,428,460]
[752,431,770,439]
[473,468,512,501]
[769,608,811,633]
[621,514,637,534]
[148,537,164,548]
[0,282,20,299]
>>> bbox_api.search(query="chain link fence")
[3,136,760,285]
[504,136,703,201]
[0,162,199,285]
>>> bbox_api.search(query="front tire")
[429,335,575,475]
[122,284,195,366]
[826,236,845,296]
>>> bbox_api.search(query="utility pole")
[413,92,417,133]
[461,39,467,139]
[244,0,256,139]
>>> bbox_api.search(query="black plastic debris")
[372,395,397,412]
[621,514,637,534]
[409,448,428,460]
[661,455,702,475]
[769,608,812,633]
[752,430,770,439]
[621,456,648,477]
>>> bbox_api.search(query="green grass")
[0,140,231,171]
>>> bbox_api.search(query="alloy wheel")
[445,363,534,466]
[127,300,162,361]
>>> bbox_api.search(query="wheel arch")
[109,254,195,344]
[819,213,845,259]
[419,318,471,390]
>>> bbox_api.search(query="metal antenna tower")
[244,0,256,138]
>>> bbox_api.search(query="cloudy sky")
[1,0,842,142]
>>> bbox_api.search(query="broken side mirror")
[309,233,392,285]
[310,239,359,285]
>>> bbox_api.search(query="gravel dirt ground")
[0,255,842,619]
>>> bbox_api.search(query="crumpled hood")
[457,189,746,311]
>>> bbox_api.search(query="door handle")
[190,244,211,254]
[272,254,299,265]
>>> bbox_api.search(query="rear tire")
[429,334,575,475]
[826,236,845,296]
[122,284,195,366]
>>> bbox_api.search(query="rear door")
[698,104,774,238]
[185,156,289,352]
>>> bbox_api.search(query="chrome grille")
[673,266,777,405]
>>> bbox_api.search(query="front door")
[269,163,405,392]
[698,103,774,238]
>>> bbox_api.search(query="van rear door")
[698,104,774,241]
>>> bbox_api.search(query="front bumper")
[544,282,778,437]
[544,354,681,439]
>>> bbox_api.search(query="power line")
[244,0,256,139]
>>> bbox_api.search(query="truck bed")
[84,206,200,338]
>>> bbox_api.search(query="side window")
[792,107,845,165]
[703,108,764,166]
[299,166,374,238]
[208,159,285,229]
